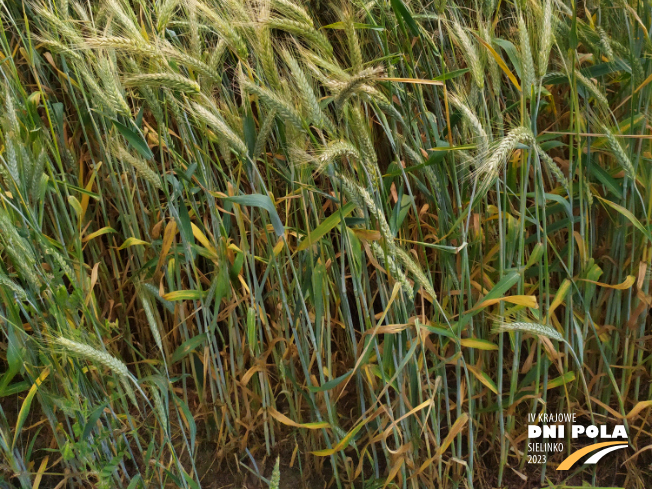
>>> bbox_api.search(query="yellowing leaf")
[268,407,329,430]
[460,338,499,351]
[190,223,218,258]
[473,34,521,91]
[350,228,382,241]
[438,413,468,456]
[162,290,205,301]
[468,366,498,394]
[546,371,575,390]
[117,237,149,250]
[68,195,82,217]
[578,275,636,290]
[83,227,116,243]
[381,77,444,86]
[157,220,178,274]
[273,237,285,256]
[547,279,571,324]
[12,368,49,449]
[312,417,371,456]
[468,295,538,312]
[626,400,652,420]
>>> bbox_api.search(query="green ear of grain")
[269,457,280,489]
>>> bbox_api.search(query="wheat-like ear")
[538,0,554,78]
[448,93,488,155]
[142,297,164,355]
[159,45,222,85]
[79,69,128,115]
[474,126,532,198]
[575,71,609,108]
[280,48,332,131]
[317,141,360,172]
[0,272,27,300]
[535,144,569,194]
[518,14,535,96]
[601,124,636,181]
[149,383,169,433]
[272,0,313,27]
[343,10,362,72]
[334,173,393,245]
[494,321,594,420]
[83,36,154,56]
[57,335,139,407]
[56,337,131,378]
[2,132,20,186]
[111,144,162,189]
[124,73,200,93]
[241,77,304,130]
[596,26,614,59]
[157,0,179,32]
[371,242,414,301]
[266,18,332,55]
[269,456,281,489]
[327,66,383,110]
[350,106,381,187]
[191,102,248,155]
[106,0,143,40]
[492,322,564,343]
[450,20,483,90]
[192,0,248,58]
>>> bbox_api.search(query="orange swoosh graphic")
[557,441,627,470]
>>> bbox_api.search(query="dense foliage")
[0,0,651,487]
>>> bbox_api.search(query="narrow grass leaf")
[170,334,208,364]
[268,407,329,429]
[12,368,49,449]
[297,202,356,251]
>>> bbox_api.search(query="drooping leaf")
[297,202,356,251]
[390,0,419,37]
[224,194,285,237]
[112,119,154,159]
[170,333,208,363]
